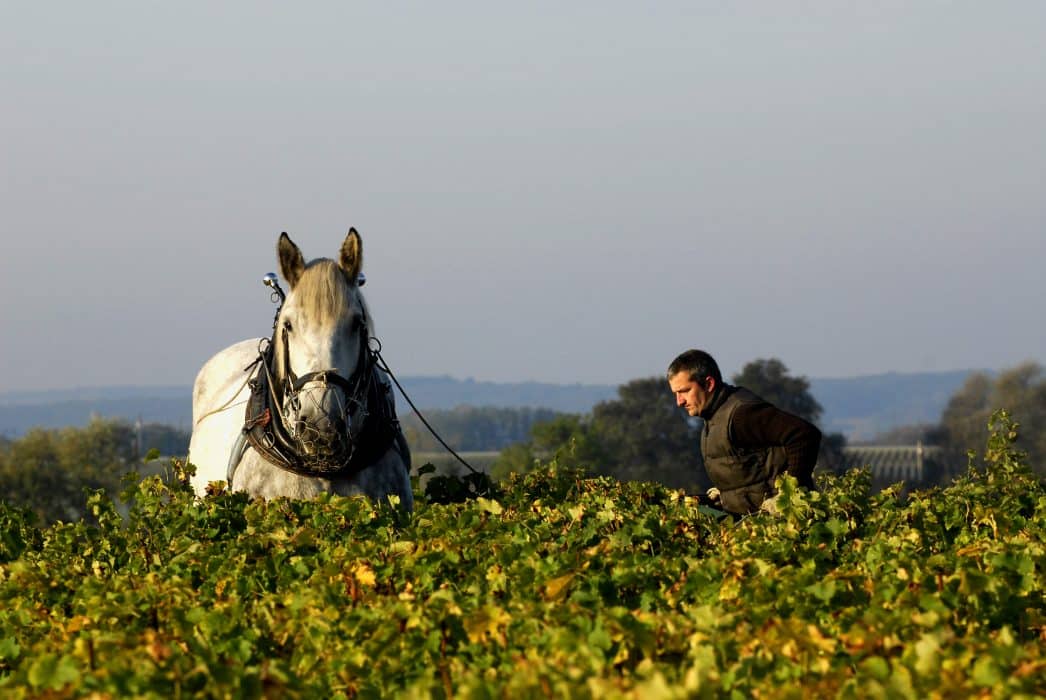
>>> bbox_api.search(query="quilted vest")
[701,387,789,515]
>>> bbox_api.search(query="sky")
[2,2,1044,393]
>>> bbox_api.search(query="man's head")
[667,349,722,417]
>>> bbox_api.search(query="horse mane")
[293,258,366,329]
[272,259,372,380]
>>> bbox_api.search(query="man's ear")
[705,376,717,392]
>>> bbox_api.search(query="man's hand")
[759,494,780,515]
[706,487,721,506]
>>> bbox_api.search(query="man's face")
[669,372,715,417]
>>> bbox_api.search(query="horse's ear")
[339,228,363,284]
[278,232,305,289]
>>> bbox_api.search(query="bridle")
[269,274,369,403]
[273,303,375,450]
[238,272,400,480]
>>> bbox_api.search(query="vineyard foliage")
[1,412,1044,698]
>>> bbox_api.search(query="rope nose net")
[290,378,359,459]
[277,320,372,473]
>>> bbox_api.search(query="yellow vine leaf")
[353,563,376,588]
[543,573,575,601]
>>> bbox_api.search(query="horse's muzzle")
[286,385,352,458]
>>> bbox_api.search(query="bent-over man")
[667,349,821,515]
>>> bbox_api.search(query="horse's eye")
[283,320,293,333]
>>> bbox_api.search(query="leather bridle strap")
[289,370,357,394]
[278,325,371,399]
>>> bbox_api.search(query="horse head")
[273,229,371,464]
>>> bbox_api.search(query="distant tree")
[939,372,993,455]
[491,378,707,491]
[732,358,823,423]
[589,377,706,489]
[138,423,191,457]
[731,358,846,474]
[490,414,608,480]
[403,406,561,453]
[0,418,136,523]
[489,442,537,480]
[938,362,1045,477]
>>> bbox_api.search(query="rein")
[368,340,480,476]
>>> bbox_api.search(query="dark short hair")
[667,349,722,384]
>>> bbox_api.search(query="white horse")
[188,229,413,510]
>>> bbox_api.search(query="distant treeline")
[0,376,617,437]
[0,418,190,523]
[400,406,562,452]
[0,398,192,438]
[3,361,1041,524]
[0,409,552,523]
[0,369,980,440]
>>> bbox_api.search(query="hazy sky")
[2,2,1044,393]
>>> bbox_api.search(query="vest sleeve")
[728,403,821,488]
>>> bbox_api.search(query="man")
[667,349,821,515]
